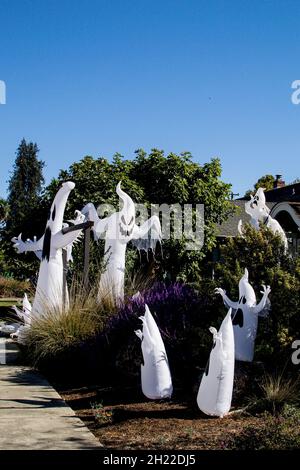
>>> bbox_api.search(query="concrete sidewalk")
[0,365,103,450]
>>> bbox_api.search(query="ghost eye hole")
[239,297,243,303]
[129,216,134,225]
[121,215,126,225]
[243,297,247,304]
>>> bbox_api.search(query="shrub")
[102,281,225,391]
[215,224,300,364]
[247,371,300,415]
[91,401,114,425]
[26,279,118,375]
[25,279,229,389]
[223,411,300,450]
[0,276,31,298]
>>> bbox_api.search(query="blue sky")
[0,0,299,199]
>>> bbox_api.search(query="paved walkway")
[0,339,102,450]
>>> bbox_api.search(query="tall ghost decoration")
[12,182,84,316]
[82,182,162,302]
[135,304,173,400]
[197,309,235,418]
[238,187,288,250]
[215,268,271,362]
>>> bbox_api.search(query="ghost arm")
[63,211,85,262]
[215,288,239,309]
[135,329,143,341]
[253,285,271,316]
[81,202,109,240]
[53,228,83,250]
[131,216,162,252]
[11,234,44,254]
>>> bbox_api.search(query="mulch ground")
[60,385,262,450]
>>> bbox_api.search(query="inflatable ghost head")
[12,182,84,316]
[197,309,235,418]
[135,305,173,400]
[238,268,256,307]
[116,182,135,242]
[215,268,271,362]
[82,182,162,302]
[248,188,269,215]
[240,188,288,251]
[244,188,269,230]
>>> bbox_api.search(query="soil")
[59,385,262,450]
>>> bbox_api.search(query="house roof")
[264,182,300,202]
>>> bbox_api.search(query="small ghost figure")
[9,294,32,344]
[239,187,288,251]
[12,293,32,327]
[215,268,271,362]
[135,304,173,400]
[197,309,235,418]
[82,182,162,302]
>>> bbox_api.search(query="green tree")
[245,174,275,198]
[1,139,45,278]
[6,139,45,238]
[46,149,232,283]
[0,198,8,225]
[215,224,300,362]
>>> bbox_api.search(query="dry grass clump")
[0,276,31,298]
[26,278,118,364]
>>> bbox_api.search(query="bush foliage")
[0,276,31,298]
[215,224,300,363]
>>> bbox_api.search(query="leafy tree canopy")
[244,174,275,198]
[33,149,233,282]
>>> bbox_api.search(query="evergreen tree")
[6,138,45,238]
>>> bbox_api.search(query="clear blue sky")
[0,0,299,199]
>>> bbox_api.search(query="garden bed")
[59,385,264,450]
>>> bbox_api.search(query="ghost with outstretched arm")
[238,188,288,251]
[215,268,271,362]
[12,182,84,316]
[82,182,162,302]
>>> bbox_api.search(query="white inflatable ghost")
[197,309,235,418]
[9,294,32,344]
[135,304,173,400]
[239,188,288,250]
[82,182,162,302]
[245,188,269,229]
[0,294,32,338]
[12,293,32,326]
[12,182,84,316]
[215,268,271,362]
